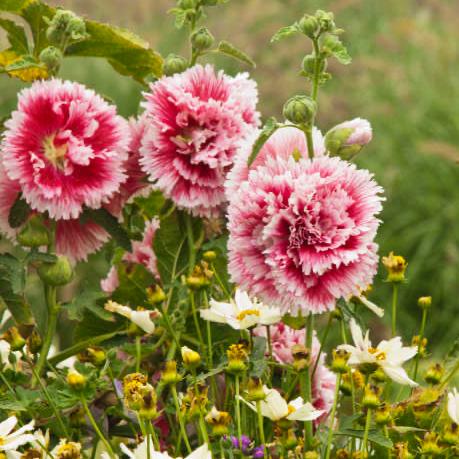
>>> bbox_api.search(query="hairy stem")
[325,373,342,459]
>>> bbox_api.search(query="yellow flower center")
[368,347,386,361]
[0,438,4,446]
[287,404,296,415]
[236,309,260,321]
[43,134,67,169]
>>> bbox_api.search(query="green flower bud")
[304,452,319,459]
[375,404,392,426]
[163,54,188,76]
[284,429,298,450]
[291,344,311,372]
[283,95,316,126]
[77,346,106,367]
[26,328,42,355]
[178,0,196,8]
[331,349,350,374]
[418,296,432,310]
[2,327,25,351]
[181,346,201,369]
[298,15,319,38]
[424,363,444,385]
[17,215,49,248]
[301,55,326,75]
[246,377,265,401]
[191,27,214,52]
[46,10,87,47]
[161,360,182,385]
[147,285,167,304]
[39,46,63,73]
[362,385,380,409]
[37,255,73,286]
[67,368,86,390]
[315,10,335,33]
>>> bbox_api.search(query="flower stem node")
[37,255,73,286]
[67,368,87,391]
[331,349,350,374]
[298,15,319,38]
[291,344,311,372]
[282,95,316,126]
[362,385,380,409]
[424,363,444,385]
[417,296,432,310]
[247,377,266,401]
[163,54,189,76]
[191,27,215,52]
[382,252,408,283]
[39,46,63,74]
[46,10,87,48]
[161,360,182,385]
[181,346,201,370]
[17,215,49,248]
[2,327,25,351]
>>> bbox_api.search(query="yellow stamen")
[236,309,260,321]
[368,347,386,361]
[287,405,296,415]
[43,134,67,169]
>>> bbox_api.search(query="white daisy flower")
[105,301,159,334]
[0,416,35,452]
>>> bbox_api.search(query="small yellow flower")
[226,342,249,374]
[66,369,86,390]
[181,346,201,369]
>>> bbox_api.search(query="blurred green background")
[0,0,458,351]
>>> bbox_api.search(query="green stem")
[135,336,142,372]
[266,325,273,360]
[235,375,243,448]
[413,307,428,381]
[220,438,225,459]
[203,291,218,403]
[80,395,115,458]
[324,373,342,459]
[303,313,314,451]
[383,426,391,459]
[305,128,315,159]
[211,263,231,299]
[391,283,399,336]
[190,292,205,350]
[147,420,160,451]
[440,359,459,390]
[311,312,333,378]
[185,214,196,275]
[157,302,181,349]
[256,401,267,459]
[311,38,321,102]
[34,285,59,384]
[361,408,372,455]
[172,386,192,453]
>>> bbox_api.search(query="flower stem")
[185,214,196,275]
[147,420,160,451]
[311,38,321,102]
[391,283,399,336]
[256,400,267,459]
[34,285,59,384]
[203,291,218,403]
[413,307,428,381]
[171,386,192,453]
[303,313,314,451]
[135,335,142,372]
[235,375,243,448]
[361,408,372,455]
[80,395,115,458]
[266,325,273,360]
[190,291,205,350]
[305,128,315,159]
[440,359,459,390]
[312,312,333,378]
[324,373,341,459]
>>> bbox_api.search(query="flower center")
[43,133,67,169]
[0,438,4,446]
[287,404,296,414]
[236,309,260,321]
[368,347,386,361]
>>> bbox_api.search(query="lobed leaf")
[248,117,279,166]
[217,41,255,67]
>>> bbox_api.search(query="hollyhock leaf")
[83,208,132,252]
[66,287,109,322]
[4,54,48,81]
[8,195,31,229]
[0,281,33,328]
[0,253,25,294]
[20,1,54,56]
[248,117,279,166]
[111,263,155,306]
[65,20,163,82]
[335,428,393,448]
[271,24,300,43]
[322,34,351,65]
[281,313,308,330]
[74,308,122,342]
[217,41,255,68]
[0,18,29,54]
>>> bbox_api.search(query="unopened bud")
[371,367,387,383]
[325,118,372,160]
[17,215,49,248]
[2,327,25,351]
[375,403,392,426]
[304,452,319,459]
[38,255,73,286]
[163,54,188,76]
[191,27,214,52]
[424,363,444,385]
[291,344,311,372]
[301,54,326,75]
[205,406,231,436]
[77,346,106,367]
[161,360,182,385]
[417,296,432,310]
[382,252,407,283]
[419,432,443,456]
[315,10,335,32]
[362,385,380,409]
[226,343,248,374]
[67,368,86,390]
[181,346,201,369]
[39,46,63,74]
[284,429,298,450]
[298,15,319,38]
[46,10,87,47]
[202,250,217,262]
[283,95,316,126]
[147,285,166,304]
[331,349,350,374]
[27,328,42,354]
[247,377,265,401]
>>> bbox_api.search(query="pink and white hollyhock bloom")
[338,319,418,386]
[254,323,335,421]
[226,128,384,314]
[447,388,459,424]
[2,79,129,220]
[0,162,110,262]
[140,64,259,217]
[106,115,151,216]
[100,218,160,294]
[240,385,324,422]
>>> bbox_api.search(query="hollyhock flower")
[254,323,335,421]
[105,115,151,216]
[140,64,259,217]
[240,386,323,422]
[447,388,459,424]
[104,300,159,334]
[226,128,384,314]
[325,118,372,159]
[201,289,281,330]
[2,79,129,220]
[338,319,418,386]
[0,416,35,451]
[0,162,111,262]
[100,218,160,294]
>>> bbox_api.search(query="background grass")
[0,0,458,351]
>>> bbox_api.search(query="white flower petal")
[0,416,17,437]
[382,365,418,387]
[130,311,156,334]
[186,444,212,459]
[447,388,459,424]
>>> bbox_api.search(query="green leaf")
[111,263,155,307]
[0,0,32,13]
[19,1,54,56]
[248,117,279,166]
[73,308,121,343]
[65,20,163,82]
[0,254,25,294]
[153,211,188,286]
[83,208,132,252]
[281,313,307,330]
[8,194,31,228]
[335,428,393,449]
[322,34,351,65]
[66,286,109,322]
[271,24,300,43]
[217,41,255,67]
[0,18,29,54]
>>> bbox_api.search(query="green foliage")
[248,116,279,165]
[217,41,255,67]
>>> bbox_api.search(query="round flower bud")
[26,328,43,354]
[226,343,248,374]
[67,368,86,390]
[417,296,432,310]
[147,285,166,304]
[424,363,444,385]
[283,95,316,126]
[203,250,217,262]
[247,377,265,401]
[163,54,188,76]
[161,360,182,385]
[362,385,380,409]
[181,346,201,369]
[205,406,231,436]
[191,27,214,52]
[331,349,350,374]
[315,10,335,33]
[375,404,392,426]
[298,15,319,38]
[46,10,87,46]
[382,252,407,283]
[420,432,443,456]
[371,367,387,383]
[39,46,63,73]
[178,0,196,8]
[38,255,73,286]
[301,55,326,75]
[77,346,106,367]
[17,215,49,248]
[284,429,298,450]
[291,344,311,372]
